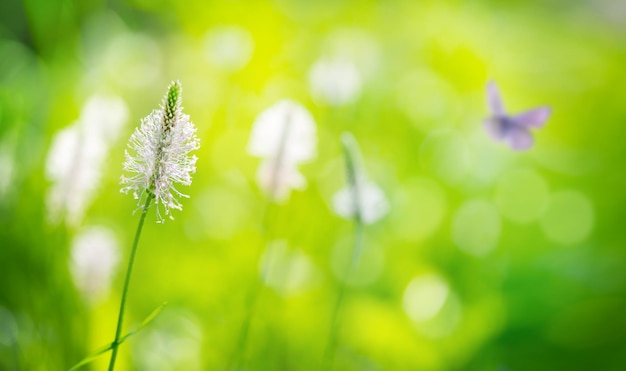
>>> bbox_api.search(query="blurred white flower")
[248,100,317,162]
[332,133,389,224]
[256,158,306,202]
[247,100,317,201]
[46,95,128,226]
[120,81,200,222]
[204,25,254,72]
[81,95,129,142]
[333,180,389,225]
[69,226,120,303]
[309,56,362,106]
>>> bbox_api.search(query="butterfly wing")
[486,81,506,115]
[506,126,534,151]
[484,117,506,141]
[513,107,551,128]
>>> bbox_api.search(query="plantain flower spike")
[247,100,317,202]
[332,132,389,225]
[121,81,200,222]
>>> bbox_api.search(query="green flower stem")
[323,132,365,370]
[229,113,291,369]
[322,219,363,371]
[228,201,275,370]
[108,195,153,371]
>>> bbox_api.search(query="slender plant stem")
[228,277,264,370]
[108,195,153,371]
[227,201,275,370]
[323,132,365,370]
[322,220,363,371]
[229,110,291,369]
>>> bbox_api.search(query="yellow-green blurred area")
[2,0,626,369]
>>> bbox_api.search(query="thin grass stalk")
[322,134,365,370]
[108,195,153,370]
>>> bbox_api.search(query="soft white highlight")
[403,274,450,322]
[120,81,200,222]
[133,310,203,371]
[309,56,362,106]
[46,95,128,226]
[333,180,389,225]
[259,240,320,297]
[248,100,316,162]
[204,25,254,72]
[256,158,306,202]
[70,226,120,303]
[247,100,317,202]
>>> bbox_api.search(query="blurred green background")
[2,0,626,370]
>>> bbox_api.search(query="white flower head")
[247,100,317,202]
[69,226,120,304]
[248,100,316,163]
[309,56,362,106]
[332,133,389,225]
[333,180,389,225]
[81,95,129,142]
[121,81,200,222]
[46,95,128,226]
[256,158,306,202]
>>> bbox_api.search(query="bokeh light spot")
[104,33,161,88]
[452,199,501,257]
[332,236,384,287]
[396,70,457,130]
[133,309,203,371]
[392,177,447,242]
[403,274,450,323]
[494,168,550,223]
[204,26,254,72]
[420,130,473,186]
[540,190,594,246]
[259,240,320,297]
[0,306,18,346]
[192,186,252,240]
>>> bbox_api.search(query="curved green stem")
[108,195,153,370]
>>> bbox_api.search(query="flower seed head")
[120,81,200,222]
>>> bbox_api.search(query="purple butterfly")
[484,81,551,151]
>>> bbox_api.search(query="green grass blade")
[119,301,167,344]
[69,342,114,370]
